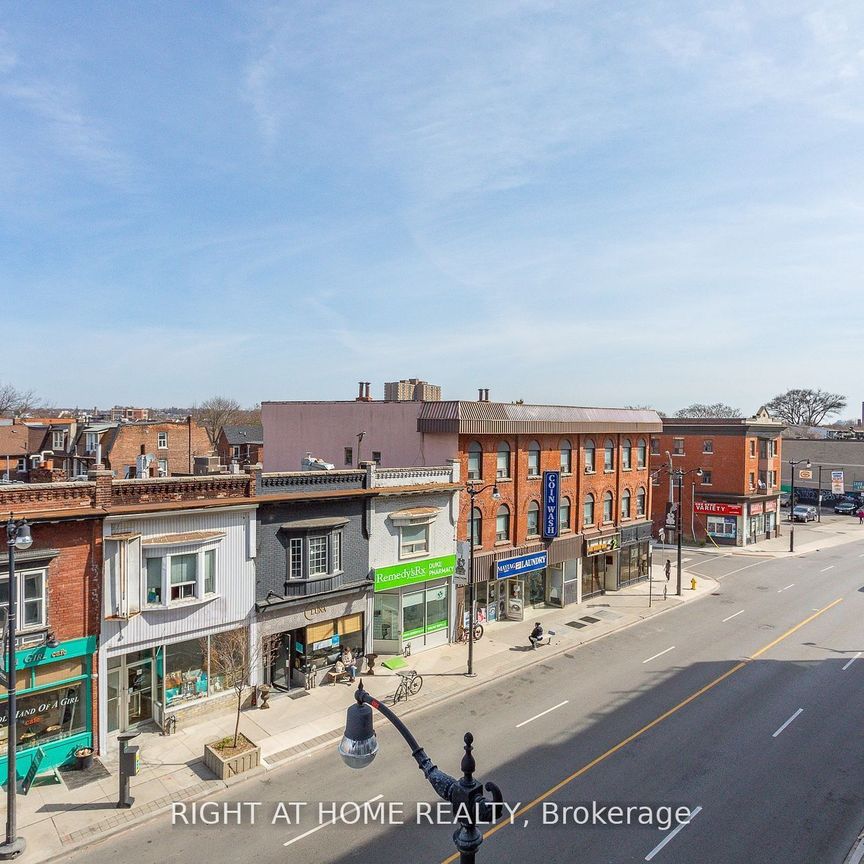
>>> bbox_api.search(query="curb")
[42,575,718,862]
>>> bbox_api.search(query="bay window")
[144,545,220,607]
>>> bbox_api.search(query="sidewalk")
[12,564,715,863]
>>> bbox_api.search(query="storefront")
[373,554,454,655]
[0,636,96,778]
[618,523,652,588]
[748,501,765,543]
[695,501,743,546]
[106,628,246,733]
[582,534,620,598]
[491,551,549,622]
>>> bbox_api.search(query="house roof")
[416,401,662,435]
[0,425,33,457]
[221,425,264,445]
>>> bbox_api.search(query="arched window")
[603,490,614,523]
[584,439,596,473]
[621,489,631,519]
[604,438,615,471]
[583,493,595,527]
[559,496,571,531]
[496,442,511,479]
[636,438,647,469]
[636,487,646,517]
[527,500,540,537]
[559,439,572,474]
[495,504,511,541]
[527,440,541,477]
[471,507,483,547]
[622,439,632,470]
[467,441,483,481]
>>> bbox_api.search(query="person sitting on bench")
[529,622,544,649]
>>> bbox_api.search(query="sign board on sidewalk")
[831,470,844,495]
[21,747,45,795]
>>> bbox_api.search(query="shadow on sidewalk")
[38,802,117,813]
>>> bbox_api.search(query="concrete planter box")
[203,735,260,780]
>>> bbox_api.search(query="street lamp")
[466,482,499,677]
[339,682,503,862]
[0,516,33,861]
[672,469,702,596]
[788,458,811,552]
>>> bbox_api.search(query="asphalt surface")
[59,525,864,864]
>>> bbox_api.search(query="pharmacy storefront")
[372,554,455,655]
[0,636,96,778]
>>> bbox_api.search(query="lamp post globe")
[338,701,379,770]
[12,523,31,551]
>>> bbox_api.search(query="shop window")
[164,638,209,708]
[527,501,540,537]
[559,497,571,532]
[583,493,595,527]
[603,491,614,523]
[636,487,646,516]
[400,523,429,557]
[672,438,684,456]
[604,439,615,471]
[495,505,511,541]
[0,682,86,757]
[170,553,197,600]
[650,437,660,456]
[584,439,595,473]
[0,568,46,630]
[471,508,482,547]
[622,439,632,470]
[496,442,511,479]
[467,441,483,480]
[560,439,572,474]
[309,536,329,575]
[701,471,713,485]
[703,440,714,454]
[621,489,631,519]
[401,587,448,640]
[636,439,647,468]
[527,441,541,477]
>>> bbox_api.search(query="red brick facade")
[104,418,212,478]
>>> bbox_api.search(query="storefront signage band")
[496,551,548,580]
[542,471,560,539]
[585,536,619,556]
[694,501,743,516]
[304,606,327,620]
[750,502,764,515]
[373,554,457,592]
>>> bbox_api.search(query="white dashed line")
[843,653,861,671]
[515,700,569,728]
[772,708,804,738]
[820,566,834,573]
[283,794,383,846]
[777,584,794,593]
[722,610,744,623]
[642,646,675,664]
[645,806,702,860]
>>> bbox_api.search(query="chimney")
[365,382,372,400]
[478,388,484,402]
[88,467,113,508]
[357,382,365,400]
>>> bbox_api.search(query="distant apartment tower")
[383,378,441,402]
[110,406,150,422]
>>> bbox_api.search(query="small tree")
[765,388,846,427]
[206,629,253,749]
[0,382,40,418]
[192,396,242,445]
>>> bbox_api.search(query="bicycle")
[456,622,484,643]
[392,669,423,703]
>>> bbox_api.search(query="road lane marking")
[284,793,383,846]
[440,598,844,864]
[843,652,861,671]
[516,700,569,728]
[777,584,795,593]
[642,647,675,664]
[820,566,834,573]
[722,610,744,623]
[721,559,770,578]
[772,708,804,738]
[645,806,703,861]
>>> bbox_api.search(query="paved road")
[60,534,864,864]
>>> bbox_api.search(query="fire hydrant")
[690,577,697,591]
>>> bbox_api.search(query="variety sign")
[542,471,560,539]
[694,501,743,516]
[496,551,548,580]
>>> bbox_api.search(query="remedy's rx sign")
[542,470,560,539]
[373,555,457,592]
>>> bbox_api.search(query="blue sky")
[1,2,862,417]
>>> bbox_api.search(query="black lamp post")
[673,468,702,597]
[339,682,503,862]
[466,483,499,678]
[788,458,811,552]
[0,516,33,861]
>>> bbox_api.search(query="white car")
[792,505,817,522]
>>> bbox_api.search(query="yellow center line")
[440,597,843,864]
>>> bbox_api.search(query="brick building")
[384,378,442,402]
[0,422,47,481]
[648,409,785,546]
[215,425,263,467]
[263,393,662,613]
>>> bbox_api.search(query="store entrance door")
[527,571,546,607]
[269,632,296,692]
[107,652,155,733]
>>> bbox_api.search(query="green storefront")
[372,555,455,656]
[0,636,96,779]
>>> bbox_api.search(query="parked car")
[792,505,818,522]
[834,499,858,515]
[779,492,791,507]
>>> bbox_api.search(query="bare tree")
[0,382,40,418]
[192,396,242,444]
[235,403,262,427]
[765,389,846,427]
[674,403,741,418]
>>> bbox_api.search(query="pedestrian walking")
[858,509,864,525]
[664,559,671,581]
[658,527,665,546]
